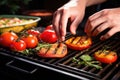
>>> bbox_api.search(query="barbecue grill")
[0,27,120,80]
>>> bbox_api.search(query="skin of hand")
[52,0,87,41]
[84,8,120,40]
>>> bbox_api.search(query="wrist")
[64,0,87,8]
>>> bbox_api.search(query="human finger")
[52,10,62,40]
[60,8,70,41]
[100,26,120,40]
[88,10,104,21]
[92,22,111,36]
[70,15,84,35]
[85,15,107,36]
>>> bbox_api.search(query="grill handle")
[6,60,38,74]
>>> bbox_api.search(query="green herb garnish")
[72,54,102,69]
[20,42,51,55]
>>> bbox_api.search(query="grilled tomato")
[37,43,67,58]
[94,50,118,64]
[65,36,92,50]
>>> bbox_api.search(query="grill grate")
[55,34,120,80]
[0,28,120,80]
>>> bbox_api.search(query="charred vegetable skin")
[37,43,68,58]
[94,50,118,64]
[65,36,92,50]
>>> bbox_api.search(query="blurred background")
[0,0,119,28]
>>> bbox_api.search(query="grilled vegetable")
[37,42,68,58]
[94,49,118,64]
[65,36,92,50]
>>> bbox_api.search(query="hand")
[85,8,120,40]
[52,0,86,41]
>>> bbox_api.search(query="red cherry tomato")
[0,31,18,47]
[40,30,58,43]
[94,50,118,64]
[27,29,40,36]
[27,29,41,41]
[10,39,26,51]
[21,35,38,48]
[45,24,53,31]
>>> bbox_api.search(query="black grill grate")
[55,34,120,80]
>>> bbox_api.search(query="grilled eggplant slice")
[65,36,92,50]
[37,43,68,58]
